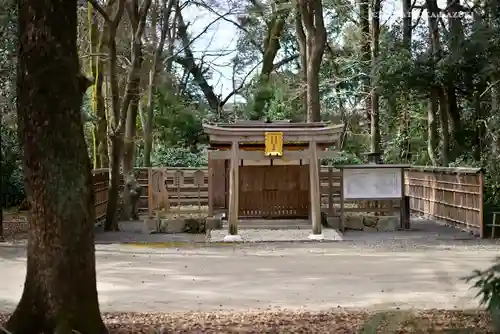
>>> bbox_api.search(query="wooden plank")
[228,141,239,235]
[309,141,321,234]
[328,167,333,216]
[91,166,485,232]
[208,151,214,215]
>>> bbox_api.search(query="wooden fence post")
[174,170,184,214]
[479,170,485,238]
[148,167,153,218]
[328,167,334,216]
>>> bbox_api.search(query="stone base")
[205,216,222,230]
[308,233,325,240]
[142,219,158,234]
[142,216,221,234]
[161,218,186,233]
[344,214,400,232]
[326,216,340,229]
[223,234,243,242]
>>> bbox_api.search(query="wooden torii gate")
[203,121,343,241]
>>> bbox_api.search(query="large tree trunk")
[295,7,307,120]
[121,0,150,221]
[5,0,107,332]
[446,0,464,147]
[399,0,412,161]
[426,0,442,165]
[250,2,291,120]
[102,0,150,228]
[359,0,371,127]
[101,0,125,232]
[142,0,175,167]
[370,0,381,153]
[105,135,122,231]
[298,0,327,122]
[89,9,109,169]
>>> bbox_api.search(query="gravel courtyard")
[1,223,499,332]
[1,238,498,313]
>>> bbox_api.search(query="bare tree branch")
[220,60,261,107]
[190,0,264,53]
[273,54,299,70]
[87,0,113,23]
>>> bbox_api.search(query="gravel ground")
[0,310,494,333]
[2,219,497,333]
[209,228,343,242]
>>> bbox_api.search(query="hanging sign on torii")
[264,132,283,157]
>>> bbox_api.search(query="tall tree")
[5,0,107,332]
[142,0,176,167]
[121,0,152,221]
[359,0,371,127]
[370,0,381,153]
[297,0,327,122]
[399,0,412,160]
[425,0,441,165]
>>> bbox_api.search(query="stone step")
[223,225,312,230]
[221,220,312,230]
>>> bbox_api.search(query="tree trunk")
[428,88,440,165]
[102,0,125,231]
[306,64,322,122]
[370,0,381,153]
[439,89,449,165]
[105,135,121,231]
[295,7,307,120]
[95,65,109,168]
[102,0,150,227]
[121,0,150,221]
[176,10,221,112]
[123,97,139,174]
[399,0,412,160]
[88,4,109,169]
[359,0,371,127]
[142,0,174,168]
[402,0,411,50]
[6,0,107,332]
[426,0,442,166]
[298,0,327,122]
[250,4,290,120]
[0,206,4,242]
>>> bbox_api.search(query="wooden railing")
[92,165,485,236]
[92,167,209,222]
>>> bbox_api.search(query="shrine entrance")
[239,165,309,218]
[203,121,343,240]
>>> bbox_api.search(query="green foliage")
[322,151,363,166]
[152,146,207,167]
[153,89,208,150]
[465,260,500,330]
[1,0,22,208]
[1,127,24,207]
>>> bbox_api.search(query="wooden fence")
[92,165,485,236]
[405,166,484,236]
[92,167,209,221]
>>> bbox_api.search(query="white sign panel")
[343,168,402,199]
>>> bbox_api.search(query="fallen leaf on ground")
[0,309,494,333]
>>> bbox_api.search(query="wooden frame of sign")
[336,164,410,232]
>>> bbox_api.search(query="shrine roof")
[203,121,344,144]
